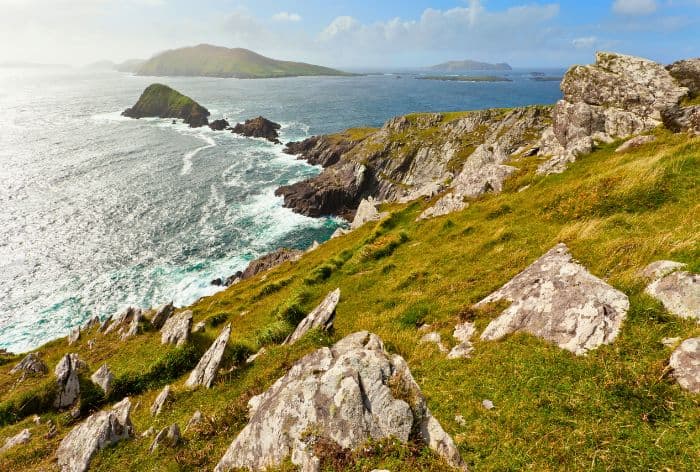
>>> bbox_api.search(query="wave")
[181,133,216,176]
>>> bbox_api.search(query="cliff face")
[122,84,210,128]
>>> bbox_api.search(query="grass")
[0,127,699,471]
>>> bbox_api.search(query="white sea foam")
[181,133,216,176]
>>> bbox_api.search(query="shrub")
[254,277,293,300]
[360,232,408,261]
[206,313,229,328]
[303,264,335,285]
[256,321,293,346]
[275,290,312,325]
[398,302,432,328]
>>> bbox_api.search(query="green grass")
[1,127,699,471]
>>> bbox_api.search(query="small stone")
[91,364,114,396]
[351,197,388,229]
[10,353,48,376]
[331,227,350,239]
[284,289,340,345]
[151,385,172,417]
[669,338,700,393]
[420,332,448,353]
[98,315,112,333]
[149,424,180,453]
[662,337,682,347]
[482,399,495,410]
[453,322,476,343]
[120,309,143,341]
[67,327,80,346]
[32,415,41,425]
[615,135,656,153]
[160,311,193,347]
[0,429,31,453]
[644,263,699,321]
[641,260,686,280]
[185,410,203,432]
[193,321,206,333]
[44,420,57,440]
[246,348,266,364]
[306,241,320,252]
[141,427,155,438]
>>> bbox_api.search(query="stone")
[615,135,656,153]
[645,266,700,322]
[351,197,388,229]
[44,420,57,439]
[246,348,266,364]
[661,104,700,134]
[87,340,95,350]
[240,248,303,280]
[55,354,84,409]
[420,332,448,354]
[214,331,466,472]
[185,324,231,389]
[103,307,138,335]
[231,116,281,144]
[667,58,700,95]
[662,337,681,348]
[307,241,320,252]
[331,227,351,239]
[91,364,114,395]
[98,315,112,333]
[478,243,629,355]
[418,193,468,221]
[141,427,155,438]
[193,321,206,333]
[68,327,80,346]
[120,309,143,341]
[482,400,495,410]
[284,289,340,345]
[149,424,180,453]
[32,415,41,425]
[10,353,48,376]
[0,428,31,454]
[83,316,101,331]
[669,338,700,393]
[447,322,477,360]
[57,398,134,472]
[150,302,175,330]
[209,119,230,131]
[185,410,203,432]
[150,385,172,417]
[451,144,517,198]
[160,311,193,347]
[641,260,686,280]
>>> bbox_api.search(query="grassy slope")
[129,84,203,116]
[1,125,699,471]
[137,44,350,79]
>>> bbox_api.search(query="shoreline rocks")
[121,83,210,128]
[231,116,281,143]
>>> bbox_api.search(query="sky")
[0,0,699,68]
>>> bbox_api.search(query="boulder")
[451,144,517,198]
[149,424,180,453]
[448,322,476,360]
[10,353,48,376]
[669,338,700,393]
[284,289,340,345]
[231,116,281,144]
[209,119,230,131]
[150,385,172,417]
[90,364,114,396]
[214,331,466,472]
[615,135,656,153]
[667,58,700,96]
[350,197,388,229]
[331,227,351,239]
[98,315,113,333]
[54,354,84,409]
[120,309,143,341]
[240,248,303,281]
[68,328,80,346]
[418,193,468,221]
[661,104,700,134]
[150,302,174,330]
[0,428,31,454]
[122,83,210,128]
[478,243,629,355]
[57,398,134,472]
[160,310,193,347]
[185,324,231,389]
[284,134,359,167]
[643,262,699,321]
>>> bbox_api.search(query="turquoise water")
[0,67,562,352]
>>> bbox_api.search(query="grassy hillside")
[137,44,350,79]
[1,120,698,471]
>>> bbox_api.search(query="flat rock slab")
[615,135,656,153]
[57,397,134,472]
[478,243,629,355]
[214,331,466,472]
[160,311,193,347]
[643,262,699,321]
[185,324,231,388]
[284,289,340,345]
[669,338,700,393]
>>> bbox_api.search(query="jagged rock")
[149,424,180,453]
[193,321,206,333]
[150,385,172,417]
[351,197,388,229]
[615,135,656,153]
[98,315,112,333]
[10,353,48,376]
[448,322,476,360]
[420,332,448,354]
[231,116,281,143]
[185,410,203,432]
[87,340,95,350]
[151,302,174,330]
[306,241,320,252]
[661,104,700,134]
[214,331,466,472]
[68,327,80,346]
[331,227,350,239]
[57,398,134,472]
[451,144,517,198]
[32,415,41,425]
[44,419,57,439]
[418,193,468,221]
[284,134,365,167]
[667,58,700,96]
[91,364,114,396]
[0,428,31,454]
[185,324,231,388]
[55,354,84,409]
[478,243,629,355]
[284,289,340,345]
[122,84,210,128]
[120,309,143,341]
[669,338,700,393]
[141,427,155,438]
[160,311,193,347]
[643,262,699,321]
[83,316,101,331]
[455,415,466,426]
[240,248,303,280]
[209,119,230,131]
[103,307,138,335]
[246,348,266,364]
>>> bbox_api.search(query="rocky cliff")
[122,84,210,128]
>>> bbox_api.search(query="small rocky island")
[417,75,512,82]
[122,83,210,128]
[230,116,282,144]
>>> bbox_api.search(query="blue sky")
[1,0,699,67]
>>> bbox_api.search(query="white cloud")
[613,0,658,15]
[320,16,360,40]
[272,12,302,22]
[572,36,598,49]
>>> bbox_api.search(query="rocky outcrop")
[120,309,142,341]
[214,331,466,472]
[478,243,629,355]
[122,84,210,128]
[185,410,203,432]
[643,261,699,321]
[68,327,80,346]
[103,307,139,335]
[284,134,366,167]
[10,353,48,376]
[91,364,114,396]
[661,104,700,134]
[160,311,192,347]
[55,354,84,409]
[209,119,230,131]
[231,116,281,143]
[150,385,171,416]
[667,59,700,96]
[418,193,468,220]
[448,322,476,360]
[615,135,656,153]
[350,197,387,229]
[57,398,134,472]
[240,248,302,280]
[185,324,230,389]
[669,338,700,393]
[537,52,689,174]
[284,289,340,345]
[0,428,31,454]
[150,302,174,330]
[149,424,180,453]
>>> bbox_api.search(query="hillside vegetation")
[1,120,698,470]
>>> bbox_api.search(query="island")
[416,75,512,82]
[429,59,512,72]
[135,44,351,79]
[121,83,210,128]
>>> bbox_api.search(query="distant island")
[84,59,146,73]
[122,83,210,128]
[135,44,350,79]
[429,59,512,72]
[417,75,512,82]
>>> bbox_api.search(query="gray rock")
[418,193,468,221]
[246,347,267,364]
[150,302,174,330]
[478,243,629,355]
[284,289,340,345]
[331,227,351,239]
[10,353,48,376]
[641,260,686,280]
[98,315,112,333]
[615,135,656,153]
[185,324,231,389]
[103,307,138,335]
[150,385,172,417]
[160,310,193,347]
[214,331,466,472]
[67,327,80,346]
[669,337,700,393]
[185,410,203,432]
[482,400,495,410]
[661,104,700,134]
[83,316,101,331]
[645,266,700,321]
[193,321,206,333]
[54,354,84,409]
[141,427,155,438]
[90,364,114,395]
[0,428,31,454]
[447,322,476,360]
[306,240,320,252]
[120,309,143,341]
[149,423,180,453]
[240,248,303,280]
[57,397,134,472]
[420,332,448,354]
[451,144,517,198]
[667,58,700,95]
[351,197,388,229]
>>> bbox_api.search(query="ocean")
[0,67,563,352]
